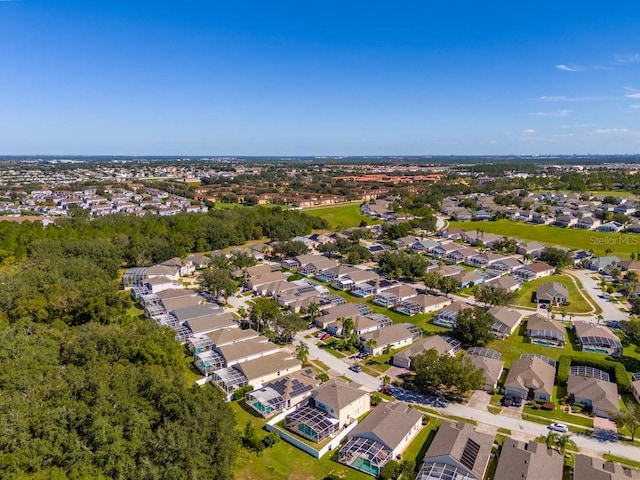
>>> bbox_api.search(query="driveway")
[294,332,381,391]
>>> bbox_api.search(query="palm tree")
[597,314,604,325]
[365,338,378,353]
[556,434,576,455]
[560,309,567,325]
[545,431,559,449]
[307,302,320,322]
[382,375,391,389]
[237,306,247,322]
[569,312,575,323]
[316,372,330,383]
[523,253,533,265]
[341,317,355,339]
[295,341,309,364]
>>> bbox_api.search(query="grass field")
[303,202,380,230]
[514,274,596,314]
[448,219,639,257]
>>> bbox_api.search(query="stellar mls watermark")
[589,235,639,246]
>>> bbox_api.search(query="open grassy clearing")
[303,202,380,230]
[514,274,598,315]
[449,219,638,257]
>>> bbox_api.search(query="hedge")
[557,354,630,393]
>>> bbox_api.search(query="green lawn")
[514,274,597,315]
[449,219,638,257]
[229,398,370,480]
[403,418,442,476]
[303,202,381,230]
[522,405,594,427]
[603,454,640,469]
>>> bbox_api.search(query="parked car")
[548,422,569,433]
[503,395,512,407]
[512,396,523,407]
[349,365,362,373]
[320,333,331,341]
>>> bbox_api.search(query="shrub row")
[557,354,630,393]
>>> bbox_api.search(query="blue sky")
[1,1,639,155]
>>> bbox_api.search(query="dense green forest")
[0,207,327,479]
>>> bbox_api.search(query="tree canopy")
[412,349,483,397]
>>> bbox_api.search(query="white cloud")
[555,64,608,72]
[592,128,629,134]
[521,129,535,134]
[552,133,575,138]
[631,105,640,109]
[530,109,572,117]
[625,93,640,99]
[613,53,640,64]
[536,95,611,102]
[560,123,592,128]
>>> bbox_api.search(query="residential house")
[372,284,417,308]
[573,454,640,480]
[554,214,577,228]
[216,337,280,367]
[535,282,569,305]
[487,257,524,273]
[160,295,203,313]
[394,235,420,249]
[465,252,507,269]
[415,421,494,480]
[392,335,461,369]
[503,356,556,402]
[395,294,451,316]
[185,312,237,336]
[516,241,546,257]
[574,321,623,356]
[299,258,339,277]
[567,373,619,418]
[484,275,521,293]
[246,271,288,292]
[315,264,359,282]
[452,208,473,221]
[575,217,601,230]
[245,368,319,417]
[589,256,621,272]
[617,259,640,271]
[315,303,369,329]
[597,221,624,232]
[465,349,504,393]
[310,378,370,427]
[432,301,473,328]
[339,402,423,477]
[411,239,440,253]
[171,304,224,324]
[473,209,491,221]
[213,351,302,398]
[360,323,420,356]
[451,269,486,288]
[493,439,563,480]
[525,314,566,347]
[331,270,379,291]
[488,306,523,339]
[206,328,259,348]
[160,257,195,277]
[144,276,180,293]
[514,262,555,281]
[361,199,394,219]
[439,227,465,240]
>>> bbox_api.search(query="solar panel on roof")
[460,438,480,471]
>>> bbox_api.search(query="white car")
[548,422,569,433]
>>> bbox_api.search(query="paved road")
[293,331,382,391]
[570,269,628,321]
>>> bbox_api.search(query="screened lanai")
[284,406,339,443]
[339,437,393,477]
